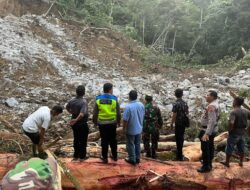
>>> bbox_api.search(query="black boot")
[220,154,231,168]
[100,156,108,163]
[197,166,211,173]
[151,149,156,159]
[146,152,151,158]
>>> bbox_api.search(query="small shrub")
[139,47,187,67]
[185,126,200,141]
[123,26,139,40]
[157,151,176,161]
[217,56,237,66]
[236,56,250,70]
[218,112,229,133]
[238,88,250,99]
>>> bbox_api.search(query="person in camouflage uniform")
[143,95,163,158]
[1,156,61,190]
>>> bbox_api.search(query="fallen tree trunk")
[183,143,201,161]
[183,132,229,161]
[57,140,199,156]
[0,116,19,133]
[159,134,175,142]
[88,128,176,142]
[214,132,228,143]
[60,158,250,190]
[0,132,29,142]
[117,141,199,152]
[88,127,124,141]
[57,132,229,161]
[216,139,228,151]
[230,90,250,111]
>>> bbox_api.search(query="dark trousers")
[72,123,89,159]
[199,130,215,168]
[99,123,117,159]
[143,130,159,156]
[175,125,185,160]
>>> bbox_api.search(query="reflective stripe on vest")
[96,94,117,124]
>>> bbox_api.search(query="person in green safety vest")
[93,83,121,163]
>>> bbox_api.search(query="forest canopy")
[57,0,250,65]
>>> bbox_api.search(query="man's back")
[230,108,250,135]
[66,97,88,124]
[22,106,51,133]
[144,103,163,129]
[172,99,189,126]
[93,93,121,125]
[123,101,145,135]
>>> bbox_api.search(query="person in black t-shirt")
[66,85,89,162]
[171,89,189,161]
[221,97,250,167]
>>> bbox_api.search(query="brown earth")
[0,0,50,17]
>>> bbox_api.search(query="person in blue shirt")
[123,90,145,165]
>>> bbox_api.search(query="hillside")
[1,0,250,136]
[0,1,250,189]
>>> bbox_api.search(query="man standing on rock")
[66,85,89,162]
[171,88,189,161]
[22,105,63,157]
[143,95,163,158]
[221,97,250,167]
[197,90,220,173]
[123,90,145,165]
[93,83,121,163]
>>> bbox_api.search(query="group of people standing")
[21,83,250,173]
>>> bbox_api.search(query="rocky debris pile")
[0,12,249,138]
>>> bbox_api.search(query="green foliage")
[236,54,250,70]
[123,26,139,40]
[157,151,176,161]
[55,0,250,67]
[57,0,113,27]
[140,47,187,67]
[217,56,237,66]
[218,112,229,133]
[238,88,250,99]
[197,0,250,64]
[185,126,200,141]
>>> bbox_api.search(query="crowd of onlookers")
[21,83,250,173]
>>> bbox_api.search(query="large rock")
[217,77,230,85]
[238,70,246,75]
[5,97,19,107]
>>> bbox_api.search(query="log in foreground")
[1,155,250,190]
[60,158,250,190]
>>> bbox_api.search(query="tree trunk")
[88,127,124,142]
[59,158,250,190]
[159,134,175,142]
[171,30,177,55]
[199,8,203,29]
[142,16,145,45]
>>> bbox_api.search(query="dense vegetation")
[56,0,250,65]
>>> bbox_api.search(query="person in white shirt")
[22,105,63,157]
